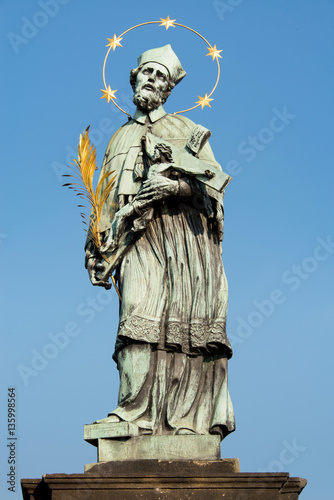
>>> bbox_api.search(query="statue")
[20,27,307,497]
[84,44,235,441]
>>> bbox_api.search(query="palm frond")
[62,126,118,291]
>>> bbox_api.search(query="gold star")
[100,86,117,103]
[196,93,214,109]
[159,16,176,30]
[106,34,123,51]
[206,45,223,61]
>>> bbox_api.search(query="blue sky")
[1,1,333,498]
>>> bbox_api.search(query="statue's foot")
[175,428,197,435]
[93,414,122,424]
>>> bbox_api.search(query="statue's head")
[130,44,186,112]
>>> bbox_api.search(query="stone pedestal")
[22,423,307,499]
[84,422,221,461]
[21,459,307,499]
[97,435,221,462]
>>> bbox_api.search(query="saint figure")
[85,45,235,440]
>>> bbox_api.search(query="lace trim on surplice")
[115,315,232,359]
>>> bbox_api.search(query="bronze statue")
[85,45,235,440]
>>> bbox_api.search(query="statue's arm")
[198,140,226,241]
[197,138,220,166]
[100,172,192,254]
[84,132,121,288]
[134,174,187,205]
[84,236,111,289]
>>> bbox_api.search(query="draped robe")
[88,105,235,438]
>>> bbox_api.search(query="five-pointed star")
[106,34,123,51]
[206,45,223,61]
[159,16,176,30]
[100,86,117,103]
[196,93,214,109]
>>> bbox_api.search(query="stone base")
[84,422,140,445]
[98,435,221,461]
[84,422,221,461]
[21,459,307,499]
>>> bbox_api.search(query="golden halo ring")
[101,17,222,116]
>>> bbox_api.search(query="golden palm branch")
[63,126,120,297]
[63,126,116,247]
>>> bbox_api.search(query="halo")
[100,16,223,116]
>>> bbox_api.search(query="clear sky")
[1,1,333,498]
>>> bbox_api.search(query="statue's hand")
[100,203,135,253]
[135,177,178,205]
[86,257,111,289]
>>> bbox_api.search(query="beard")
[133,87,163,112]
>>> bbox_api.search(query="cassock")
[87,105,235,438]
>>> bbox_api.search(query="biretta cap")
[137,44,186,85]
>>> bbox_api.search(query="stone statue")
[85,45,235,441]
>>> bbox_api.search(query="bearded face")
[132,62,172,112]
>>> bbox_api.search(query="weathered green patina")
[85,45,235,443]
